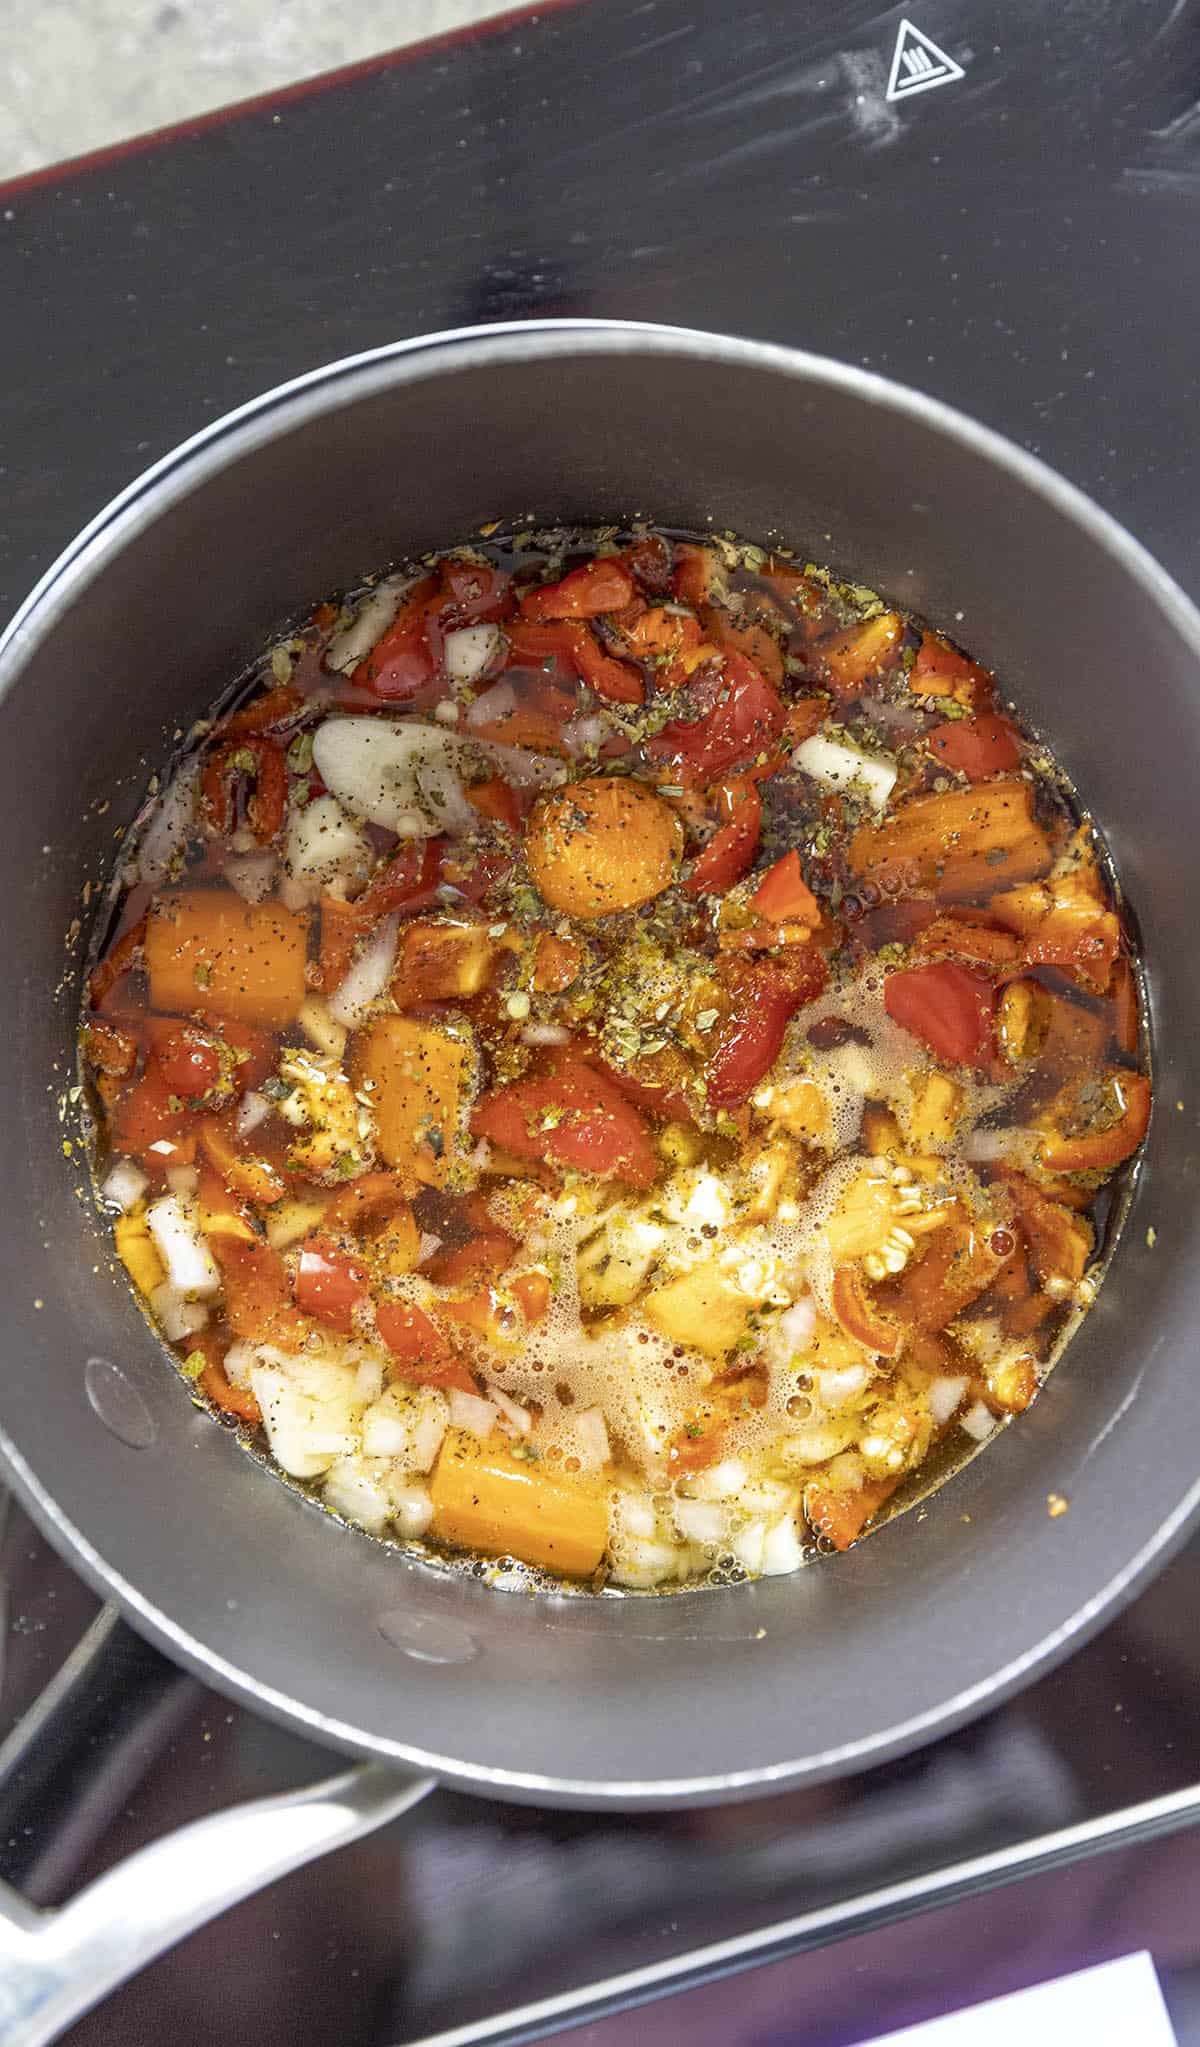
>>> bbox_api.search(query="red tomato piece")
[622,533,673,593]
[472,1056,659,1187]
[356,580,441,699]
[212,1237,308,1346]
[466,776,525,833]
[200,736,287,843]
[438,559,513,622]
[858,898,938,949]
[144,1019,224,1100]
[112,1067,197,1172]
[425,1232,517,1288]
[646,652,785,785]
[925,714,1023,780]
[216,1019,278,1092]
[222,685,307,738]
[295,1235,370,1334]
[704,953,826,1109]
[911,633,993,706]
[375,1299,476,1394]
[671,543,723,607]
[519,559,635,621]
[355,838,446,923]
[506,619,643,707]
[751,849,820,925]
[684,780,762,897]
[883,962,996,1066]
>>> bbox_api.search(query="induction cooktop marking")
[885,19,966,101]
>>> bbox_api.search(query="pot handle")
[0,1609,434,2047]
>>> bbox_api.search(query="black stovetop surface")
[2,2,1200,2040]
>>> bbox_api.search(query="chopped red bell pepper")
[519,559,635,621]
[200,736,288,843]
[222,685,307,738]
[355,580,441,699]
[438,558,513,623]
[830,1265,900,1357]
[910,633,993,706]
[1038,1069,1151,1172]
[143,1019,225,1101]
[884,961,996,1066]
[472,1055,659,1187]
[705,953,826,1109]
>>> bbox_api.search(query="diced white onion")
[297,996,348,1063]
[781,1419,856,1464]
[236,1090,272,1137]
[673,1497,727,1545]
[222,1341,255,1390]
[794,732,897,812]
[325,576,414,673]
[573,1405,611,1473]
[464,678,516,728]
[388,1480,435,1537]
[360,1385,447,1472]
[149,1281,209,1343]
[137,761,199,886]
[815,1364,871,1409]
[964,1127,1026,1164]
[562,714,608,757]
[101,1158,148,1213]
[489,1384,533,1438]
[417,1232,443,1262]
[446,624,503,685]
[447,1389,500,1440]
[760,1513,805,1576]
[354,1357,386,1405]
[728,1521,766,1575]
[225,850,278,903]
[687,1456,749,1502]
[777,1295,817,1351]
[145,1196,220,1299]
[929,1374,969,1425]
[328,912,400,1028]
[279,792,372,910]
[520,1023,572,1047]
[249,1358,362,1478]
[322,1455,393,1534]
[165,1164,199,1200]
[960,1399,996,1442]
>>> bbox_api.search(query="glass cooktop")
[1,0,1199,2038]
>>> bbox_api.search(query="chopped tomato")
[322,1171,415,1235]
[646,651,785,785]
[375,1299,476,1394]
[355,837,446,923]
[884,962,995,1066]
[506,619,643,707]
[81,1017,138,1078]
[859,898,938,949]
[189,1333,263,1424]
[830,1266,900,1357]
[511,1270,552,1324]
[222,685,307,738]
[805,1476,898,1551]
[684,779,762,897]
[212,1237,308,1347]
[520,558,635,621]
[88,915,148,1015]
[908,914,1022,973]
[426,1232,516,1288]
[622,533,673,593]
[786,696,829,744]
[751,849,820,926]
[472,1055,659,1187]
[671,543,724,608]
[926,714,1023,780]
[355,579,440,699]
[295,1235,370,1334]
[466,776,524,833]
[1038,1069,1151,1173]
[144,1019,224,1100]
[699,606,785,688]
[198,1115,286,1206]
[112,1068,198,1174]
[200,736,287,843]
[705,953,826,1109]
[214,1020,277,1092]
[438,558,513,623]
[910,633,992,707]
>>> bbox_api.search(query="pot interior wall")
[0,332,1195,1799]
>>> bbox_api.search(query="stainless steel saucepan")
[0,322,1196,2045]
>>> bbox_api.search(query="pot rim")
[4,318,1199,1806]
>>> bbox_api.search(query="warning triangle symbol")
[885,18,965,101]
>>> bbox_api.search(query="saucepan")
[0,322,1197,2045]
